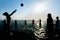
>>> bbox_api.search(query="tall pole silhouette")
[3,9,17,36]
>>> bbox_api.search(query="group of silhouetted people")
[1,9,60,40]
[46,13,60,39]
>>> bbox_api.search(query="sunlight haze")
[0,0,60,20]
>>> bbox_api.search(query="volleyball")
[21,3,24,7]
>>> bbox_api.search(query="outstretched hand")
[10,9,17,16]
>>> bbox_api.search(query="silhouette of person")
[3,9,17,36]
[15,20,17,31]
[47,13,53,39]
[23,20,27,30]
[3,19,7,34]
[24,20,27,25]
[55,16,59,34]
[32,19,34,25]
[39,19,41,28]
[32,19,35,29]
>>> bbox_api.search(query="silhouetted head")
[3,12,8,16]
[47,13,51,18]
[15,20,17,22]
[32,19,34,22]
[39,19,41,21]
[24,20,26,22]
[56,16,59,20]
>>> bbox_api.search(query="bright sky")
[0,0,60,20]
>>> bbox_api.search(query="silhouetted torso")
[47,17,53,29]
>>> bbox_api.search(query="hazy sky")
[0,0,60,20]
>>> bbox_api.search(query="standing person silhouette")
[39,19,41,29]
[32,19,35,31]
[32,19,34,25]
[3,9,17,36]
[3,19,7,35]
[47,13,53,39]
[15,20,17,31]
[24,20,27,25]
[55,17,59,35]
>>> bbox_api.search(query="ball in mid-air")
[21,3,24,7]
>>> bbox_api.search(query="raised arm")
[10,9,17,16]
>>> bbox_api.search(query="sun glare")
[33,2,47,14]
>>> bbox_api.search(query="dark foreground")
[0,30,36,40]
[0,30,60,40]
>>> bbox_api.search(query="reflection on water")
[34,28,46,38]
[0,20,47,40]
[33,20,47,40]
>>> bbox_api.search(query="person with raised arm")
[3,9,17,36]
